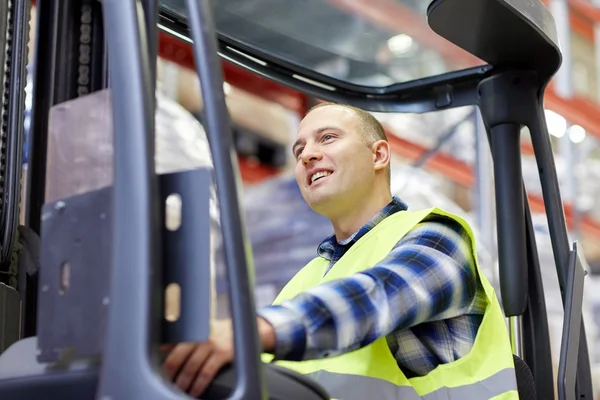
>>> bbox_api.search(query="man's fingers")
[190,352,230,398]
[162,320,235,397]
[175,344,214,392]
[162,343,197,380]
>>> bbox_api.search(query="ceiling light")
[544,109,566,138]
[223,82,232,95]
[387,34,413,55]
[568,124,586,143]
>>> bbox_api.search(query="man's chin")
[306,193,338,216]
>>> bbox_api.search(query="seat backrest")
[513,355,536,400]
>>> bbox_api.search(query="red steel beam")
[158,33,309,116]
[385,129,474,186]
[569,12,595,41]
[544,85,600,136]
[570,0,600,23]
[158,32,600,238]
[537,0,594,41]
[238,156,280,184]
[29,0,593,140]
[387,129,600,237]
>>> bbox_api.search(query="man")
[163,103,518,399]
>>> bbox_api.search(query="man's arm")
[162,215,483,397]
[257,215,485,361]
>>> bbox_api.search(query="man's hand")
[162,317,276,397]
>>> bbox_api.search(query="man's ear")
[372,140,391,172]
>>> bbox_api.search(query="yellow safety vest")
[262,207,518,400]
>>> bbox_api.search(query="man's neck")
[331,192,393,242]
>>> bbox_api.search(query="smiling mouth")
[310,171,332,185]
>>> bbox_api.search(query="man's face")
[293,105,376,216]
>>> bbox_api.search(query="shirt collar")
[317,196,408,260]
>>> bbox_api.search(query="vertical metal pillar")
[473,108,497,283]
[551,0,581,242]
[551,0,584,250]
[550,0,573,99]
[559,130,582,240]
[184,0,268,398]
[7,0,31,324]
[550,0,575,232]
[98,1,172,398]
[25,0,107,336]
[592,0,600,104]
[477,70,558,399]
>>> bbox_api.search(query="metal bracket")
[36,168,212,363]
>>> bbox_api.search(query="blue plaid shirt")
[258,197,488,378]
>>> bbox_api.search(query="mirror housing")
[427,0,561,84]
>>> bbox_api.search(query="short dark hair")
[307,102,391,182]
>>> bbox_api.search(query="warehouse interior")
[12,1,600,398]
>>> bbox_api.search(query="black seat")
[0,337,329,400]
[513,355,536,400]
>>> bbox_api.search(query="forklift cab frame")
[0,0,592,399]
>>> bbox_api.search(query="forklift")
[0,0,593,398]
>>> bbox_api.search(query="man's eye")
[295,148,304,159]
[323,134,334,141]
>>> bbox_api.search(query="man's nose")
[300,144,322,165]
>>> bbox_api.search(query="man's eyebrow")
[316,126,342,134]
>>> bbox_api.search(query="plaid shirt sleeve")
[257,215,481,361]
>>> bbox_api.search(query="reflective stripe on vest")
[306,368,517,400]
